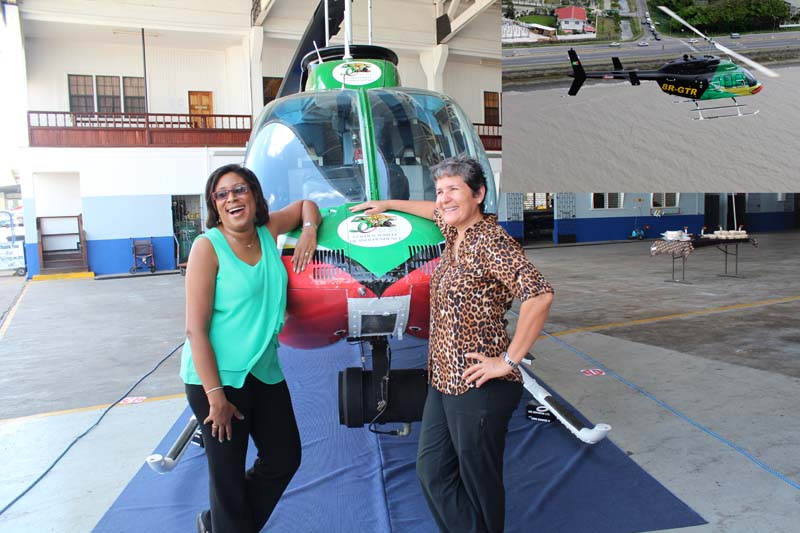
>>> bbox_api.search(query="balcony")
[473,123,502,152]
[27,111,252,148]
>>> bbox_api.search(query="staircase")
[37,215,89,274]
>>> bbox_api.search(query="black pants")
[186,374,301,533]
[416,381,523,533]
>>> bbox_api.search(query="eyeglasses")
[212,184,249,201]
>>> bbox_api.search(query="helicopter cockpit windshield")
[246,90,367,210]
[245,87,496,213]
[370,88,496,212]
[742,68,758,87]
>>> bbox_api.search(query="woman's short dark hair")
[430,155,487,213]
[204,164,270,229]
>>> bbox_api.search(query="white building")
[3,0,501,277]
[554,5,588,33]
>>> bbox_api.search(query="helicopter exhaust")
[567,49,586,95]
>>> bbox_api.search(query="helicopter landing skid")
[690,99,758,120]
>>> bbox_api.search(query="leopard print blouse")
[428,209,554,395]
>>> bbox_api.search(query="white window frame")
[591,192,624,210]
[651,192,679,208]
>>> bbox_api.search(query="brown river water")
[502,65,800,192]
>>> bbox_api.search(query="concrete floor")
[0,231,799,532]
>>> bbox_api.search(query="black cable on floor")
[0,341,185,517]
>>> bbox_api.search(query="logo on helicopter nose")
[333,61,382,86]
[338,213,412,248]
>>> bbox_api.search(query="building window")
[592,193,622,209]
[68,74,95,113]
[123,77,146,113]
[652,193,678,208]
[523,193,553,211]
[263,77,283,106]
[483,91,501,126]
[96,76,122,113]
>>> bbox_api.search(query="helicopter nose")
[751,84,763,95]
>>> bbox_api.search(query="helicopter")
[145,1,610,475]
[567,5,780,120]
[242,0,499,434]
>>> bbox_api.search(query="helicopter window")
[244,91,367,210]
[368,88,495,213]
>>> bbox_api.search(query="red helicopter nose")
[751,84,763,95]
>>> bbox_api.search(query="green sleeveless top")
[180,225,288,388]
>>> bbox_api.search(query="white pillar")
[0,3,30,151]
[419,44,448,92]
[248,26,265,119]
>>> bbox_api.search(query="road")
[503,31,800,69]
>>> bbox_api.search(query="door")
[704,194,720,231]
[188,91,213,128]
[795,194,800,229]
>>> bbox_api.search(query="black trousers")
[416,380,523,533]
[186,374,301,533]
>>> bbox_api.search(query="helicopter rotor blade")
[657,6,709,42]
[658,5,780,79]
[713,42,781,78]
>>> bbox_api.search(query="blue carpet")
[94,339,705,532]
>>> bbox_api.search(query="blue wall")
[745,212,795,233]
[24,243,40,278]
[87,236,176,275]
[499,221,524,239]
[555,214,705,243]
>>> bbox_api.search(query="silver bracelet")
[302,221,318,230]
[205,386,224,395]
[502,352,519,370]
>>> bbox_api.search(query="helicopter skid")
[691,101,758,120]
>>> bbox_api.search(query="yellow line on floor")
[32,272,95,281]
[0,393,186,425]
[549,295,800,338]
[0,281,30,340]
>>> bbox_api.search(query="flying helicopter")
[567,5,780,120]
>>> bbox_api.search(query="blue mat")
[94,339,705,532]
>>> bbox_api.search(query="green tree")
[503,0,515,19]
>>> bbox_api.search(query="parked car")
[638,41,649,47]
[730,33,741,39]
[688,38,699,43]
[609,41,621,47]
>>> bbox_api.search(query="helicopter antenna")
[658,5,779,78]
[324,0,330,46]
[368,0,373,45]
[313,40,324,63]
[343,0,352,59]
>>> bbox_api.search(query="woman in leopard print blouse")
[350,155,554,532]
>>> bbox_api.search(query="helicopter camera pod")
[338,367,428,429]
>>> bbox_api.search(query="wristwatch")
[502,352,519,370]
[302,221,318,230]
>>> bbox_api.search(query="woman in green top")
[182,163,321,533]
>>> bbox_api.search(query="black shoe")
[196,510,211,533]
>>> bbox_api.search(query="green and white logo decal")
[333,61,382,86]
[337,213,412,248]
